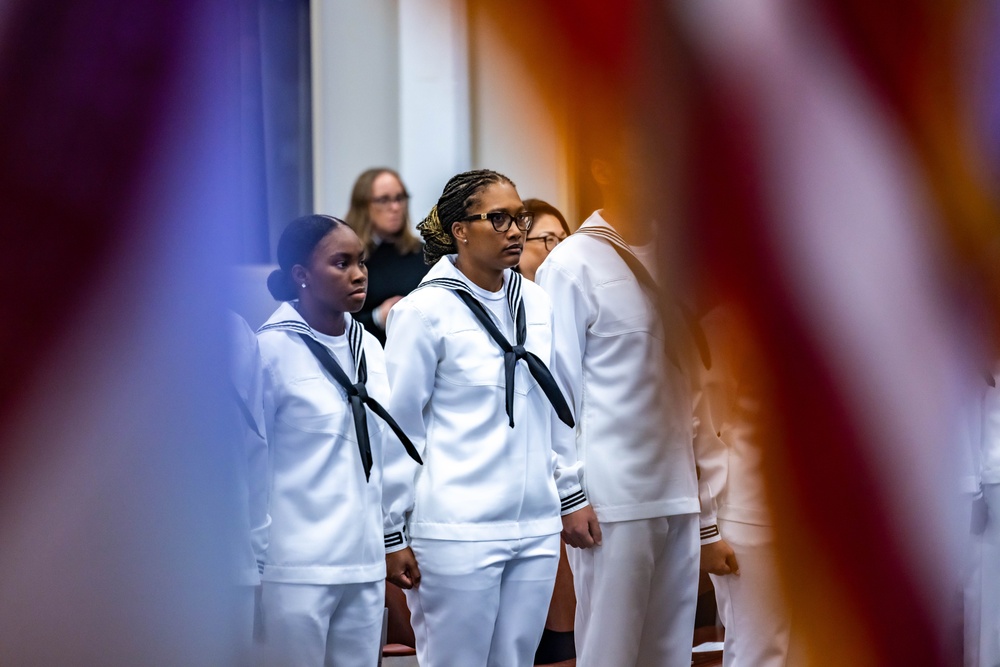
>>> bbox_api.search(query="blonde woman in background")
[345,167,428,345]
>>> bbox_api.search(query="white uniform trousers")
[567,513,699,667]
[258,580,384,667]
[405,533,560,667]
[710,520,803,667]
[966,484,1000,667]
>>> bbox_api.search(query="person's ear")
[451,221,468,246]
[590,157,612,187]
[291,264,309,288]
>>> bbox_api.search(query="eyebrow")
[328,251,362,261]
[468,208,520,217]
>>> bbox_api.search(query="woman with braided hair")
[381,169,592,666]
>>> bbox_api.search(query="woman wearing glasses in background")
[381,169,589,667]
[517,198,570,282]
[345,167,429,345]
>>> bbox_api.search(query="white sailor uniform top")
[535,211,701,525]
[381,256,583,551]
[227,311,271,585]
[256,302,391,584]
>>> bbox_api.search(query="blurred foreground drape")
[0,2,254,664]
[1,1,998,665]
[478,1,1000,665]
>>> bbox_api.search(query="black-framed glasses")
[525,233,566,252]
[371,193,410,207]
[462,210,534,233]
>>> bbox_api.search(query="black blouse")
[358,240,429,345]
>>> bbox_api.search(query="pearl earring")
[462,239,468,244]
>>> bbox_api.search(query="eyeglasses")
[462,210,534,233]
[371,193,410,208]
[525,233,566,252]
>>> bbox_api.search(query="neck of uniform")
[453,254,504,292]
[294,299,347,337]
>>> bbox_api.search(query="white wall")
[469,7,573,223]
[311,0,401,218]
[310,0,570,227]
[398,0,472,222]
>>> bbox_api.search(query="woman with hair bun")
[256,214,420,667]
[380,169,590,667]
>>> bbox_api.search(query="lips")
[349,287,367,297]
[504,244,522,254]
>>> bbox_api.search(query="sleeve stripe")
[561,490,587,512]
[700,525,720,540]
[384,532,404,548]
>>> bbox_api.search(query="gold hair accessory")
[418,204,458,265]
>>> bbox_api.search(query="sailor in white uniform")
[256,215,420,667]
[536,209,704,667]
[694,304,807,667]
[535,134,708,666]
[966,364,1000,667]
[382,170,583,667]
[226,311,271,657]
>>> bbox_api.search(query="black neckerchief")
[416,272,575,429]
[258,316,422,481]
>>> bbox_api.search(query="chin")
[343,294,367,314]
[499,254,521,270]
[379,223,404,238]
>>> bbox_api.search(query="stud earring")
[301,283,306,288]
[462,239,468,244]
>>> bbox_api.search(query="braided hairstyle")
[266,214,349,301]
[417,169,515,265]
